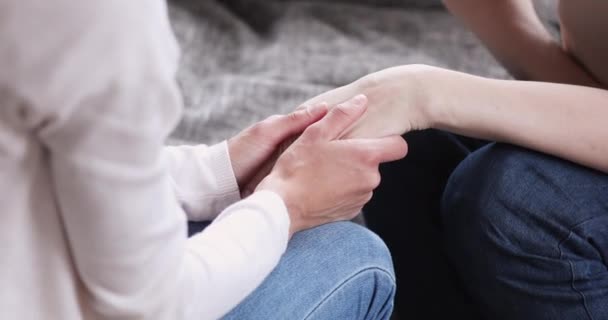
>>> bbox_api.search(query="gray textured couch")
[167,0,516,145]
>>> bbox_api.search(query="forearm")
[427,68,608,172]
[184,190,290,319]
[443,0,599,87]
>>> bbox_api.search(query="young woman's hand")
[230,64,440,198]
[300,64,440,139]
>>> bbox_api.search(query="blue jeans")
[188,221,396,319]
[442,143,608,319]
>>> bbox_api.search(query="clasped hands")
[227,66,435,237]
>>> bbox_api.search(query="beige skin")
[557,0,608,86]
[298,0,608,173]
[228,0,608,235]
[228,96,407,238]
[302,64,608,173]
[443,0,603,87]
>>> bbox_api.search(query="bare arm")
[303,65,608,173]
[427,67,608,172]
[443,0,600,87]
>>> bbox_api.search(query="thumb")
[268,102,329,143]
[303,94,368,141]
[346,135,409,164]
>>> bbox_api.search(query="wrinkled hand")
[231,65,436,197]
[239,132,299,198]
[228,104,328,197]
[257,95,408,237]
[300,64,437,139]
[239,64,432,195]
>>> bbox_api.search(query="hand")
[256,95,408,237]
[228,104,329,197]
[300,64,439,139]
[239,132,298,198]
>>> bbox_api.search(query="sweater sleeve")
[1,0,290,319]
[164,142,241,221]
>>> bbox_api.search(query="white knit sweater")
[0,0,290,319]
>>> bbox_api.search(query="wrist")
[428,69,499,137]
[390,64,446,131]
[256,175,302,238]
[421,67,451,130]
[415,66,472,131]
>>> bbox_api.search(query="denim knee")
[293,222,396,319]
[441,143,576,264]
[290,221,396,279]
[440,143,608,319]
[441,143,607,260]
[305,260,396,320]
[223,221,397,320]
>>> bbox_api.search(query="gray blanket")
[167,0,512,145]
[168,0,557,145]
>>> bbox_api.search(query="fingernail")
[351,94,367,107]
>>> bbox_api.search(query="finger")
[297,84,358,111]
[343,135,408,164]
[304,94,368,141]
[266,102,329,142]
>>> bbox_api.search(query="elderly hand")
[257,95,408,237]
[227,103,328,197]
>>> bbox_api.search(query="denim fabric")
[188,221,396,319]
[442,143,608,320]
